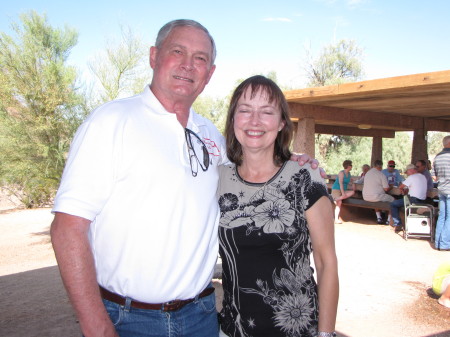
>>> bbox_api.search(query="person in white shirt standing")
[390,164,427,232]
[50,19,224,337]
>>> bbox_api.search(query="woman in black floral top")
[218,76,338,337]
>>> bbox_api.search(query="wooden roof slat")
[285,70,450,100]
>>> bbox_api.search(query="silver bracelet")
[318,332,336,337]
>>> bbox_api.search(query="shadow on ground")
[0,266,80,337]
[404,281,450,336]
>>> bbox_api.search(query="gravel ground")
[0,207,449,337]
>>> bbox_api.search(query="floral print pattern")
[218,162,328,337]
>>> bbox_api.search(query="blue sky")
[1,0,450,97]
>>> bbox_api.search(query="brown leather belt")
[99,286,215,312]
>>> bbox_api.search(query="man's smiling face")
[149,25,216,105]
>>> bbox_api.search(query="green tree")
[428,131,448,158]
[382,132,412,175]
[304,39,364,87]
[317,136,372,175]
[0,11,85,207]
[193,95,227,133]
[88,25,151,105]
[301,39,365,169]
[315,134,353,167]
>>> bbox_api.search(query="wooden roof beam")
[313,125,396,138]
[425,118,450,132]
[316,94,450,113]
[289,103,423,130]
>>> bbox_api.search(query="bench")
[341,198,391,212]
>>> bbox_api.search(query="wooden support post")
[371,136,382,166]
[412,127,428,163]
[293,118,315,157]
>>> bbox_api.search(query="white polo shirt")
[403,173,427,200]
[53,85,227,302]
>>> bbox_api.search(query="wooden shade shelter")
[284,70,450,164]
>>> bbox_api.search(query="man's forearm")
[51,213,118,337]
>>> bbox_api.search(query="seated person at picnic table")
[331,159,356,224]
[390,164,427,232]
[355,164,370,184]
[415,159,434,192]
[382,160,404,186]
[362,160,394,225]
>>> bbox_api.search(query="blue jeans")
[390,196,424,226]
[103,289,219,337]
[435,194,450,250]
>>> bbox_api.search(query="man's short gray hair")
[443,135,450,147]
[374,160,383,168]
[155,19,217,65]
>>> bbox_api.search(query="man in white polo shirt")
[390,163,427,232]
[51,19,223,337]
[50,19,317,337]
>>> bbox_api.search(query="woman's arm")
[306,196,339,334]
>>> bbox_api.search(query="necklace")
[255,179,270,197]
[235,166,271,198]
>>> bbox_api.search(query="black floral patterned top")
[218,161,329,337]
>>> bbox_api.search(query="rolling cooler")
[403,195,435,241]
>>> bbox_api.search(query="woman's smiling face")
[233,87,285,156]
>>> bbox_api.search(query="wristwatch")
[318,332,337,337]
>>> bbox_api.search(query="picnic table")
[326,174,439,199]
[326,174,439,215]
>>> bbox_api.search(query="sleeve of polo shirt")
[381,174,389,189]
[217,133,230,165]
[402,176,411,188]
[52,105,123,221]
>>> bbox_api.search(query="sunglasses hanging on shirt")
[185,128,210,177]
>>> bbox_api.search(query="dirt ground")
[1,206,450,337]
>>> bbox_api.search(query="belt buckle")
[163,300,181,312]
